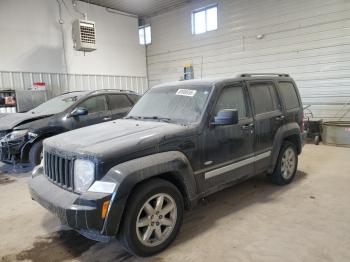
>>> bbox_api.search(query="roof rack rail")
[238,73,290,77]
[92,89,136,93]
[61,90,85,95]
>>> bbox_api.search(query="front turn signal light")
[101,200,110,219]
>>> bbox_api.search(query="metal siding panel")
[0,71,146,98]
[146,0,350,120]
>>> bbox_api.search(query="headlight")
[28,132,38,139]
[74,159,95,193]
[0,131,8,139]
[1,130,28,142]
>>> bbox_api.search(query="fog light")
[101,200,110,219]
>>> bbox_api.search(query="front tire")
[29,140,43,167]
[269,141,298,185]
[119,178,184,257]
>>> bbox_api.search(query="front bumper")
[29,173,114,241]
[0,140,23,163]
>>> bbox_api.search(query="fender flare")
[268,123,301,173]
[101,151,198,236]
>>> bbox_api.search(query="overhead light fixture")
[256,34,265,40]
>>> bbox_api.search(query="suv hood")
[0,112,52,131]
[44,119,189,158]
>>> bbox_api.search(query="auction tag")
[176,89,197,97]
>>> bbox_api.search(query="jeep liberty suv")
[29,73,306,256]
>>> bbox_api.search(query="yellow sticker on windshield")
[176,89,197,97]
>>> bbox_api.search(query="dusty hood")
[0,114,9,119]
[44,119,187,158]
[0,112,52,131]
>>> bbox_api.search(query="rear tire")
[314,135,320,145]
[269,141,298,185]
[119,178,184,257]
[29,140,43,167]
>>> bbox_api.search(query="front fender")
[21,137,44,162]
[100,151,198,236]
[21,129,66,162]
[269,122,301,173]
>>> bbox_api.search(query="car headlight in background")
[1,129,28,142]
[74,159,95,193]
[0,131,9,140]
[28,132,39,139]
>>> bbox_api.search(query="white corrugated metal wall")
[146,0,350,120]
[0,71,148,98]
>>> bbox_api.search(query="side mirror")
[69,107,88,117]
[211,109,239,126]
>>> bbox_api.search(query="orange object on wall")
[4,96,16,106]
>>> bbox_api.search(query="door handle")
[103,117,112,121]
[241,123,254,130]
[275,115,285,121]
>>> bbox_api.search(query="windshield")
[29,92,84,115]
[128,85,212,124]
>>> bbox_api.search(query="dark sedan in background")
[0,89,140,167]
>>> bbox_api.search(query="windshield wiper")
[141,116,172,123]
[124,115,142,120]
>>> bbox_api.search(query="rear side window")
[249,82,280,115]
[214,85,247,119]
[278,82,300,110]
[78,95,107,114]
[108,95,132,110]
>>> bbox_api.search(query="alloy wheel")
[281,147,296,180]
[136,193,177,247]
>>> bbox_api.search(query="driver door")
[71,95,112,129]
[201,82,255,189]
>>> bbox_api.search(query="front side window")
[192,5,218,35]
[78,95,107,114]
[249,82,281,115]
[214,85,247,119]
[128,86,212,124]
[278,82,300,110]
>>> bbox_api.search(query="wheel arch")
[269,123,302,173]
[157,172,192,208]
[284,133,301,154]
[20,131,61,162]
[101,151,198,236]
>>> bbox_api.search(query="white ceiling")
[80,0,190,17]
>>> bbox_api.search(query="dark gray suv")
[0,89,140,166]
[29,73,306,256]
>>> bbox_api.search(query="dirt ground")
[0,144,349,262]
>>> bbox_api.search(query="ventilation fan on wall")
[72,19,96,52]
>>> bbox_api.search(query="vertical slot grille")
[44,151,73,190]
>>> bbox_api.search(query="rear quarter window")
[278,82,300,110]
